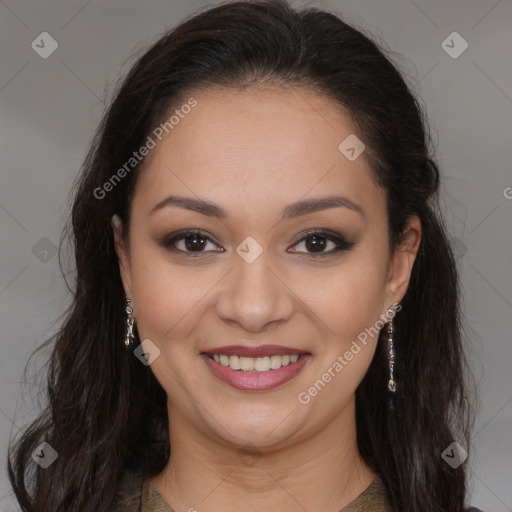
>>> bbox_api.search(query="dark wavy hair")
[8,1,475,511]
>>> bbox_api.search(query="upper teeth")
[212,354,300,372]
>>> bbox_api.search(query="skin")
[112,85,421,512]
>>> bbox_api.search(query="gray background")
[0,0,511,510]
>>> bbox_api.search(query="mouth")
[204,353,307,371]
[200,345,312,391]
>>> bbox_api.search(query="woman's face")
[113,86,420,449]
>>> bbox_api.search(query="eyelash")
[161,228,355,259]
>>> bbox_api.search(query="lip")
[201,351,312,391]
[203,344,307,358]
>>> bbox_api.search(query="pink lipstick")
[201,345,311,391]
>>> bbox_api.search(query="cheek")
[296,262,388,413]
[340,265,386,332]
[128,244,208,342]
[298,255,389,348]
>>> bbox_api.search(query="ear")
[111,214,133,298]
[384,215,422,308]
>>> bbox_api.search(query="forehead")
[133,86,384,219]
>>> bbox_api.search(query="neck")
[150,398,375,512]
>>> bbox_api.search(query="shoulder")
[341,473,393,511]
[358,475,485,512]
[111,464,144,512]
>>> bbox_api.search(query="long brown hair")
[8,1,474,510]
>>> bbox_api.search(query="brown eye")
[162,230,223,255]
[304,235,329,253]
[183,233,207,251]
[289,230,355,257]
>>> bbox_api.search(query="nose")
[214,248,294,332]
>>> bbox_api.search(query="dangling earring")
[124,297,135,349]
[386,304,398,393]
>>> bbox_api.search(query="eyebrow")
[149,194,365,220]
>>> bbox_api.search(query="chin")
[209,409,303,449]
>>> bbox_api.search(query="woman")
[8,1,481,511]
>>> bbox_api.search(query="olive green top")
[113,469,393,511]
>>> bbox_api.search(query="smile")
[208,353,300,371]
[201,352,312,391]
